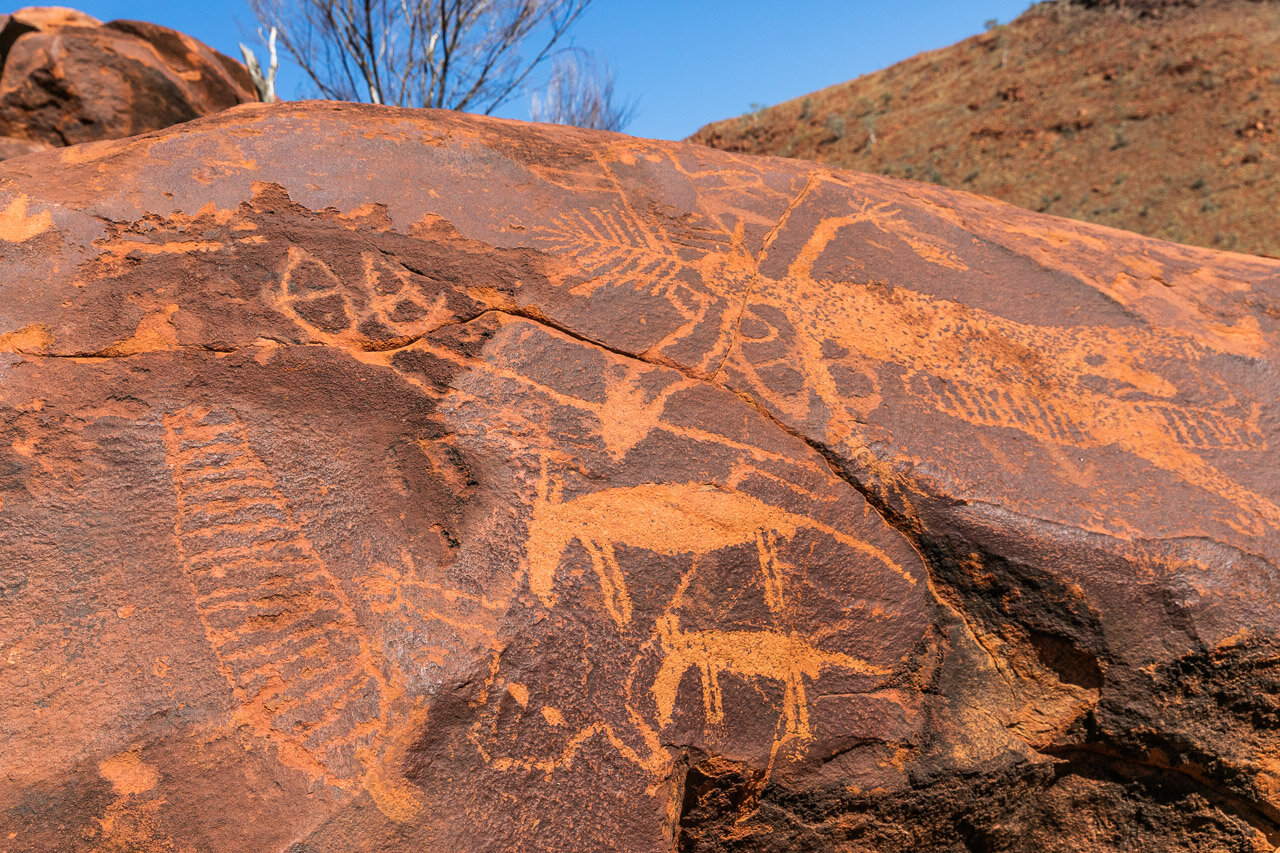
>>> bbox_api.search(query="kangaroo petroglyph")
[651,612,888,741]
[525,471,915,626]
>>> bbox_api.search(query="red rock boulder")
[0,102,1278,851]
[0,6,256,155]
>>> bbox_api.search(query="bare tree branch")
[248,0,616,120]
[530,52,635,132]
[240,26,280,102]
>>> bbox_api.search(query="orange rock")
[0,102,1278,851]
[7,6,102,30]
[0,8,255,153]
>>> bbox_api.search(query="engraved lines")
[915,372,1258,453]
[519,161,1276,528]
[518,465,907,765]
[797,277,1276,525]
[911,373,1090,446]
[525,478,915,626]
[712,196,1274,527]
[271,246,454,350]
[162,406,414,815]
[356,556,505,678]
[539,208,686,298]
[367,319,840,486]
[527,151,761,374]
[1134,400,1260,451]
[651,543,890,745]
[651,616,885,742]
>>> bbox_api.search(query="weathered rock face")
[0,6,256,155]
[0,102,1278,851]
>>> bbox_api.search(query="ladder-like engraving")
[162,406,422,822]
[912,373,1261,453]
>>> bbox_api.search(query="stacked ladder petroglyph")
[162,405,390,789]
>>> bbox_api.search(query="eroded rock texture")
[0,6,255,157]
[1,102,1278,851]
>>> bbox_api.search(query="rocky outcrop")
[0,6,255,156]
[0,102,1278,851]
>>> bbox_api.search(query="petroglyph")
[454,412,918,785]
[772,189,1268,466]
[12,99,1280,851]
[651,612,888,741]
[539,207,689,299]
[526,152,765,374]
[646,525,890,747]
[362,315,805,472]
[786,197,968,276]
[465,638,668,778]
[269,246,454,349]
[595,365,695,460]
[355,552,506,681]
[162,405,421,822]
[525,472,915,626]
[752,212,1276,526]
[522,160,1272,530]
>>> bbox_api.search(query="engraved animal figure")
[651,612,888,741]
[162,405,422,822]
[525,474,914,626]
[751,264,1278,529]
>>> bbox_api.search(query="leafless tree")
[247,0,592,114]
[530,53,635,132]
[239,26,280,102]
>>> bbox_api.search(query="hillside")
[690,0,1280,257]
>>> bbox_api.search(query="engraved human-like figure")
[523,168,1274,532]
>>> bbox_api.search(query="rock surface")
[0,102,1279,851]
[0,6,256,154]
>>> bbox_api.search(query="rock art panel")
[0,102,1278,850]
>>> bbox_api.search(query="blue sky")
[66,0,1033,140]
